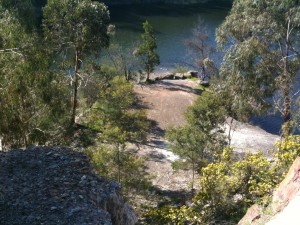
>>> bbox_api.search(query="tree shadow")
[149,185,195,206]
[158,80,201,95]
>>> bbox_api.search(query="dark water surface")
[109,2,231,69]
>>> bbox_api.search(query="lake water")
[109,2,284,135]
[109,2,231,69]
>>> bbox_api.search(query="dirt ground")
[132,79,280,192]
[133,80,200,191]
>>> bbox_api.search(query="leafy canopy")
[43,0,110,56]
[214,0,300,133]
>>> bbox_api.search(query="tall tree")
[136,20,160,82]
[185,18,216,81]
[87,76,150,185]
[216,0,300,137]
[43,0,111,125]
[167,91,226,191]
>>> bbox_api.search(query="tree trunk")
[282,43,291,138]
[117,144,121,183]
[282,85,291,137]
[227,117,234,146]
[71,50,81,126]
[191,150,195,197]
[146,67,150,82]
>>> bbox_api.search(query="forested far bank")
[102,0,233,5]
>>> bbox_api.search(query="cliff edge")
[0,147,137,225]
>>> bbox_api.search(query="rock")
[0,147,137,225]
[271,157,300,213]
[154,72,174,80]
[199,80,210,87]
[183,72,192,79]
[185,70,198,78]
[238,204,262,225]
[174,73,184,79]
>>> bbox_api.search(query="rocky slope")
[0,146,137,225]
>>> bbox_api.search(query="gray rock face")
[0,146,137,225]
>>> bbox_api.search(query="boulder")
[199,80,210,87]
[174,73,184,79]
[186,70,198,77]
[0,146,138,225]
[160,72,175,80]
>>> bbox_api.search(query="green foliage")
[43,0,110,56]
[192,149,277,224]
[0,48,69,148]
[144,205,192,225]
[168,91,227,160]
[145,148,278,225]
[136,20,160,81]
[0,5,69,148]
[215,0,300,135]
[88,76,150,144]
[43,0,111,124]
[87,76,150,190]
[275,135,300,174]
[86,145,151,195]
[167,91,226,189]
[1,0,37,31]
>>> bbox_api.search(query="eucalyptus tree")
[136,20,160,82]
[215,0,300,136]
[43,0,111,125]
[0,3,69,148]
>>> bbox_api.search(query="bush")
[145,148,278,224]
[275,135,300,174]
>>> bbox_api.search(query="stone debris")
[0,146,137,225]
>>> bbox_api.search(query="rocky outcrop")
[152,70,198,81]
[238,157,300,225]
[0,146,137,225]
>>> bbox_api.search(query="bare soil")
[133,79,280,192]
